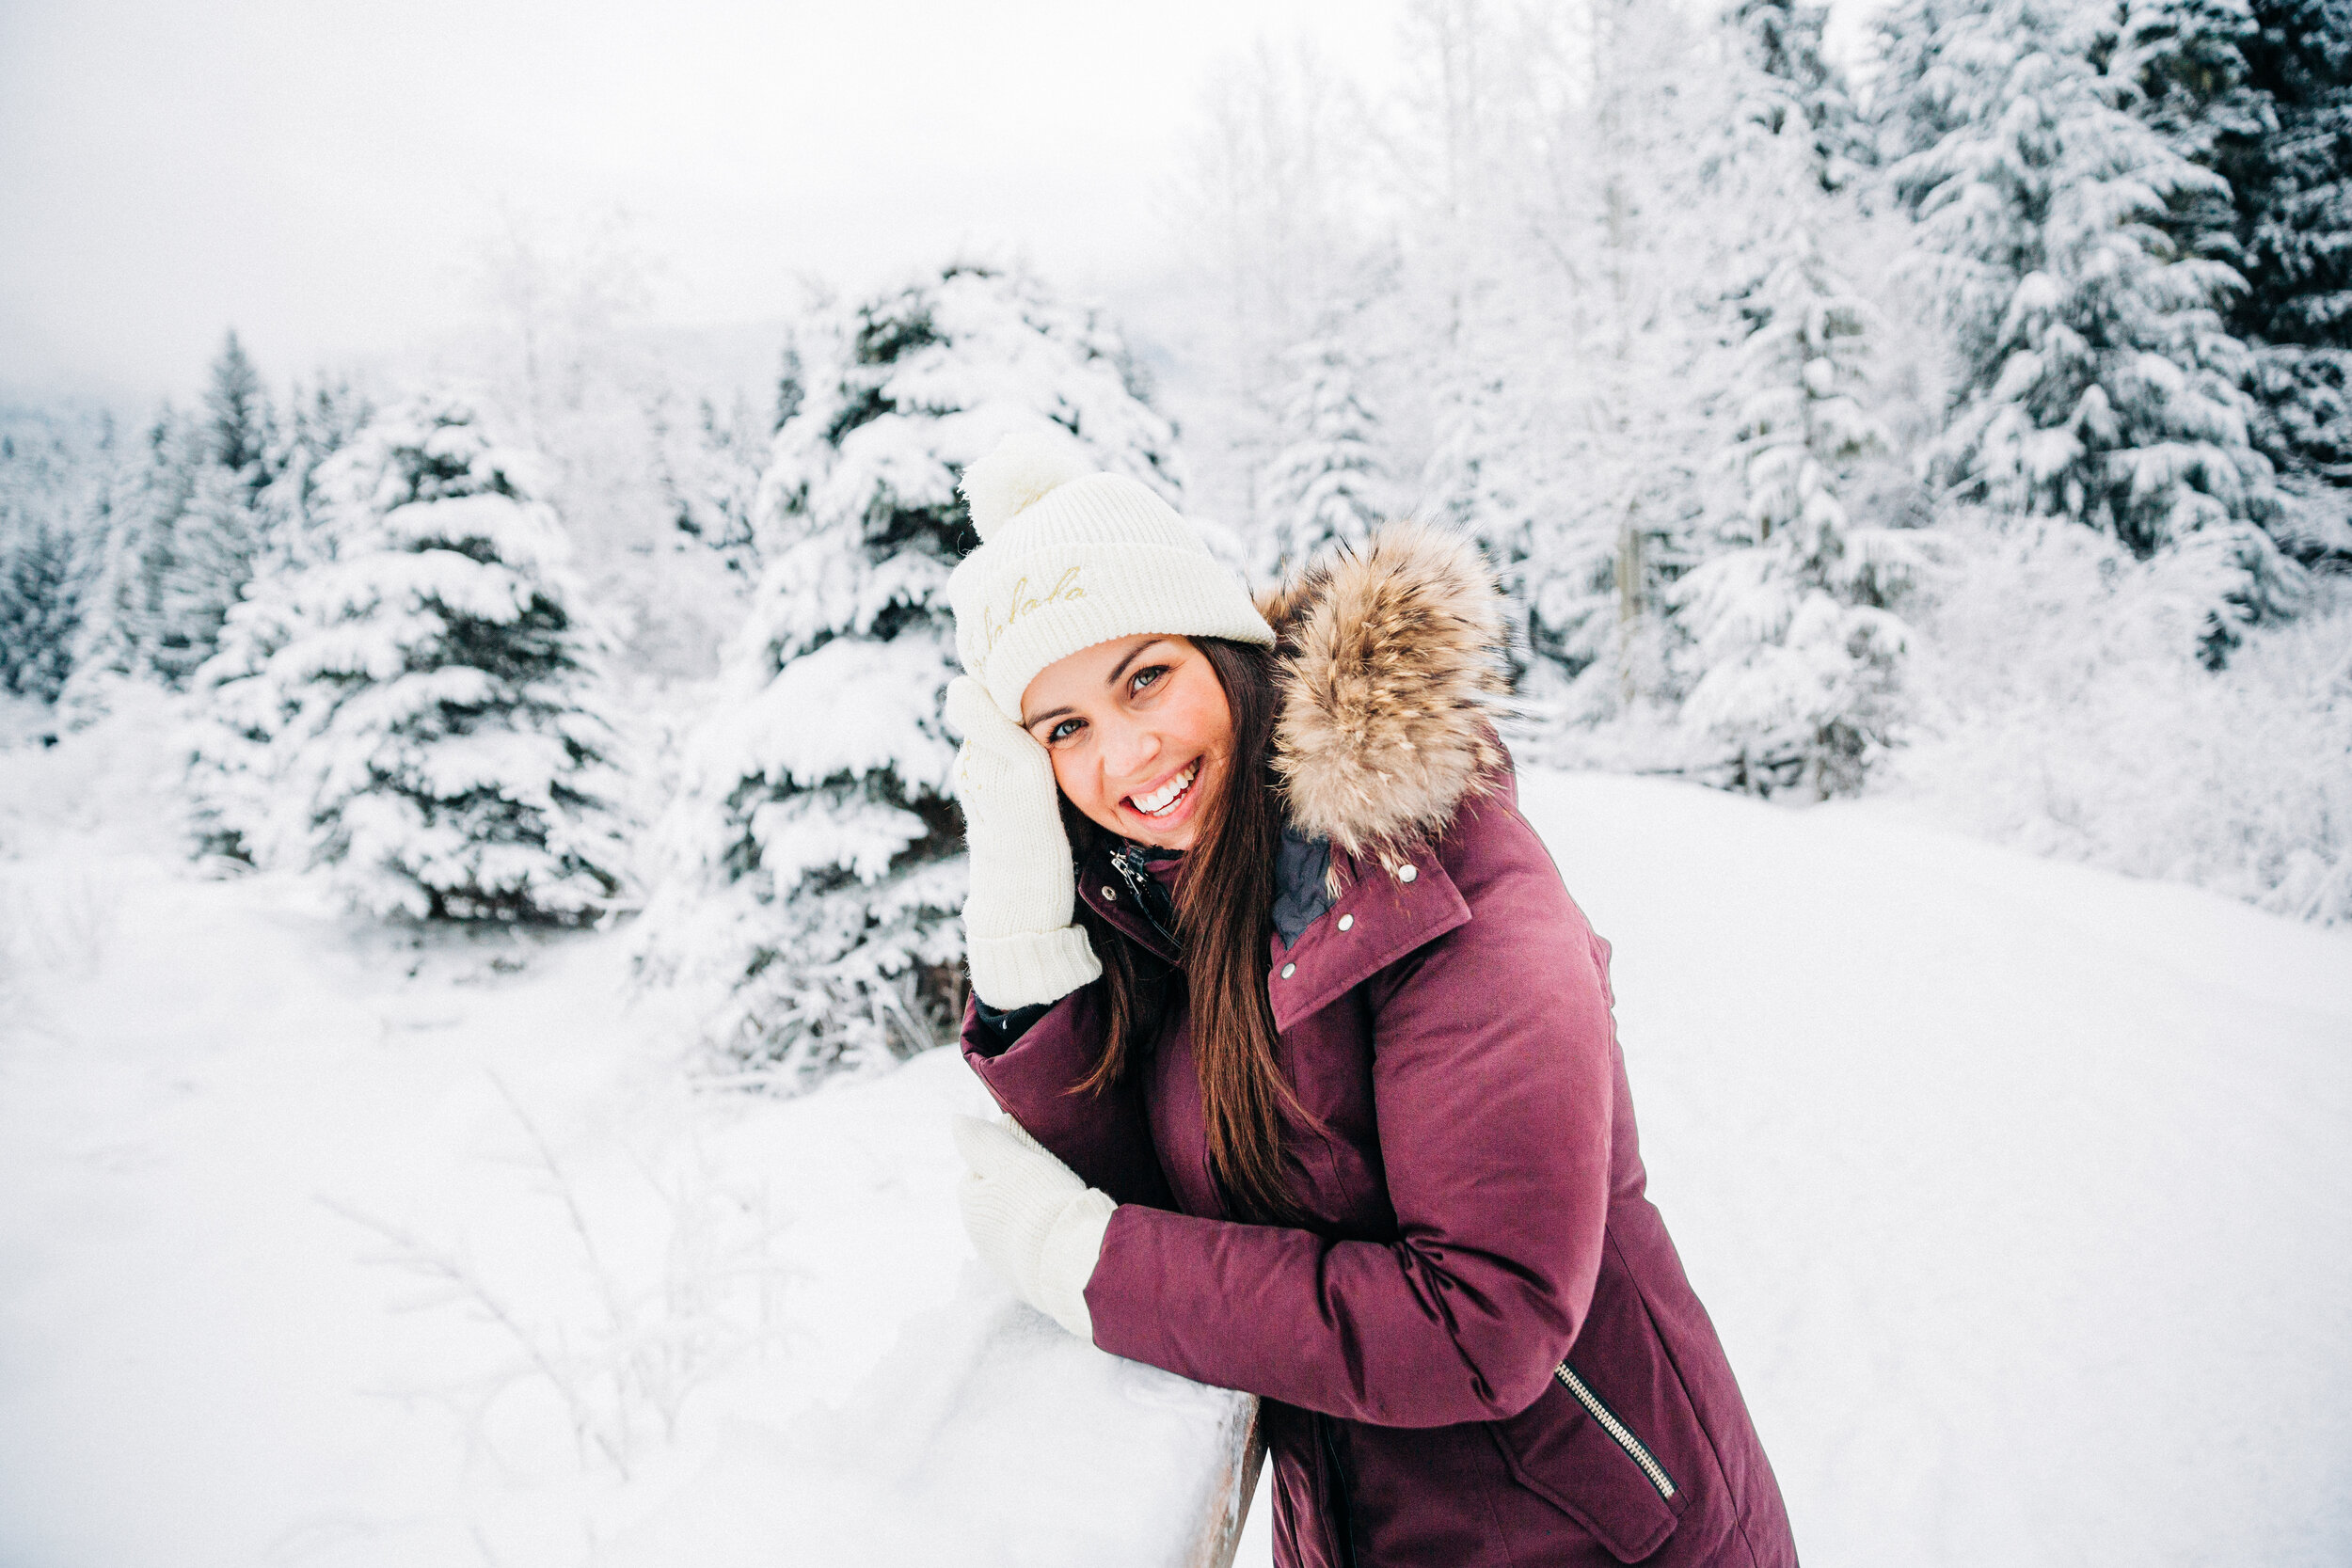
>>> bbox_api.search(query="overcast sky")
[2,1,1888,405]
[0,0,1409,401]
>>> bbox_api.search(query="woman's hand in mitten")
[946,675,1102,1009]
[952,1113,1116,1340]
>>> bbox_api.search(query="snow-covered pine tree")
[2211,0,2352,558]
[0,419,96,703]
[2097,0,2265,244]
[0,521,84,703]
[1885,0,2296,663]
[640,262,1183,1086]
[1677,226,1916,796]
[153,463,266,689]
[183,381,371,863]
[1870,0,1987,172]
[1670,7,1921,799]
[201,331,272,479]
[260,379,373,572]
[1259,330,1387,576]
[1731,0,1869,189]
[2094,1,2352,559]
[62,407,200,709]
[188,391,628,919]
[149,334,280,689]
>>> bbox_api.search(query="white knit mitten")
[946,675,1102,1009]
[952,1114,1117,1339]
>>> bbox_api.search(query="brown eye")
[1131,665,1169,695]
[1048,717,1084,743]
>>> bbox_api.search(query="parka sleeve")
[959,984,1178,1212]
[1080,833,1617,1429]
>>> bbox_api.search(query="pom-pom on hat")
[947,432,1274,718]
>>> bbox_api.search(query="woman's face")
[1018,634,1234,850]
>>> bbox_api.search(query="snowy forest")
[3,0,2349,1564]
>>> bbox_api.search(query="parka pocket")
[1488,1359,1688,1563]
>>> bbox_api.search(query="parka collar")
[1265,839,1475,1033]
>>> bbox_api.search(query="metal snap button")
[1397,863,1418,883]
[1337,913,1354,931]
[1280,963,1296,979]
[1101,886,1116,901]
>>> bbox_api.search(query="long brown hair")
[1065,637,1314,1221]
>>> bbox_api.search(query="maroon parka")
[960,525,1798,1568]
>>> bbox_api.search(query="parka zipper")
[1554,1361,1678,1503]
[1106,844,1180,945]
[1108,844,1155,904]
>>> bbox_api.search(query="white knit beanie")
[948,433,1275,715]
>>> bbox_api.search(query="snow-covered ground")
[2,714,2347,1566]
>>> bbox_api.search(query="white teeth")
[1132,762,1198,816]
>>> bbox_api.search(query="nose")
[1099,716,1162,791]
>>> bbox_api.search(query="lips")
[1128,759,1199,818]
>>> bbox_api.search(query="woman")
[941,435,1797,1568]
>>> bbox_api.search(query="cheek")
[1049,748,1115,826]
[1048,749,1086,809]
[1183,685,1237,760]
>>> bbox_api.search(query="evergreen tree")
[1732,0,1868,188]
[0,519,85,702]
[1871,0,1991,169]
[1884,0,2295,661]
[1677,229,1918,796]
[1668,8,1922,796]
[150,335,280,688]
[189,393,628,919]
[200,330,273,483]
[63,407,199,704]
[2214,0,2352,556]
[0,419,96,703]
[176,380,370,829]
[2219,0,2352,347]
[260,379,373,570]
[638,262,1182,1086]
[1259,331,1387,575]
[2093,1,2352,557]
[2099,0,2265,188]
[151,464,264,689]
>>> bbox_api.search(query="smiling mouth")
[1127,760,1200,818]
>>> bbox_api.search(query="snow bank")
[1892,519,2352,926]
[597,1243,1255,1568]
[0,705,1252,1566]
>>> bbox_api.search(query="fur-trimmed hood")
[1259,521,1512,863]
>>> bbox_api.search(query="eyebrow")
[1021,639,1173,733]
[1106,638,1170,690]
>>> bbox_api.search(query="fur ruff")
[1260,521,1511,867]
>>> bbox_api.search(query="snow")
[1523,769,2352,1567]
[3,710,2348,1566]
[0,717,1248,1565]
